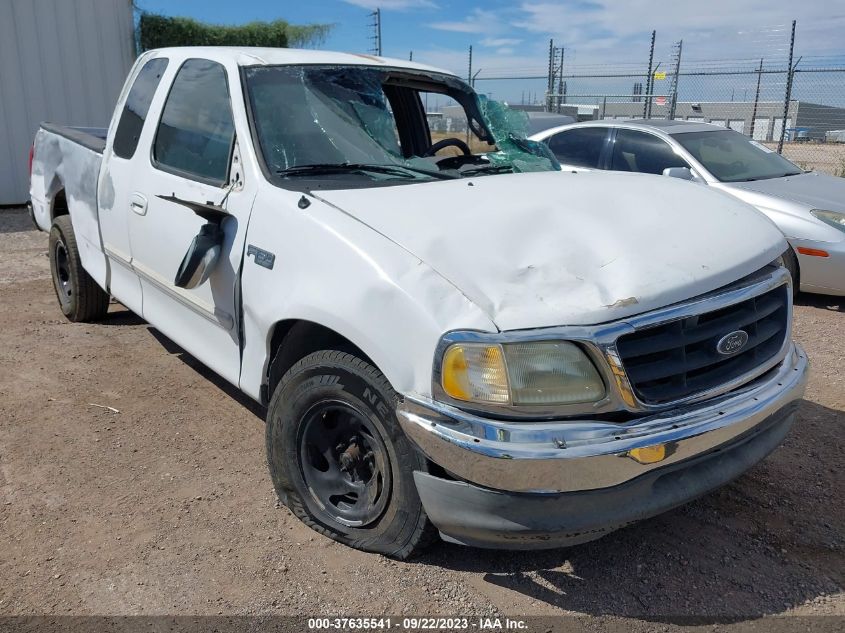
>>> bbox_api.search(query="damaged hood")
[314,171,786,330]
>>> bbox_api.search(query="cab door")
[126,58,254,386]
[98,55,170,315]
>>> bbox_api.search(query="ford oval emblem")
[716,330,749,356]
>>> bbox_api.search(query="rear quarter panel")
[29,128,108,288]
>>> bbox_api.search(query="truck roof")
[145,47,455,77]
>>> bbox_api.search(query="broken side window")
[476,97,560,172]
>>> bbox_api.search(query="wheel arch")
[50,185,69,221]
[264,319,374,404]
[783,243,801,294]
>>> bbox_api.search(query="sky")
[134,0,845,103]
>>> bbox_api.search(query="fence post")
[668,40,683,120]
[749,58,763,139]
[546,39,555,111]
[778,20,796,153]
[467,45,472,83]
[647,62,661,118]
[377,8,382,55]
[556,47,565,113]
[643,30,655,119]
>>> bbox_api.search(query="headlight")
[810,209,845,234]
[440,341,606,406]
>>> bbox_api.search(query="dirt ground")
[763,141,845,177]
[0,207,842,629]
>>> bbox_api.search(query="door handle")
[129,193,148,216]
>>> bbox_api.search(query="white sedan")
[531,120,845,296]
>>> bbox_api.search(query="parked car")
[29,48,807,558]
[530,120,845,296]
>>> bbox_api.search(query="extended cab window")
[610,129,689,175]
[153,59,235,184]
[546,128,607,168]
[113,57,168,159]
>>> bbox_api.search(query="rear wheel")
[266,350,436,559]
[48,215,109,322]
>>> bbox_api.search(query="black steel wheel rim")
[53,239,72,305]
[298,400,392,528]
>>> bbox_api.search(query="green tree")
[138,13,332,51]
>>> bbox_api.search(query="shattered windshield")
[244,65,558,188]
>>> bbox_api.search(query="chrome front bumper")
[397,342,807,494]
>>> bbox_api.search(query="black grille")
[616,284,789,404]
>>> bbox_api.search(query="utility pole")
[368,9,382,56]
[409,51,413,61]
[643,30,656,119]
[778,20,797,153]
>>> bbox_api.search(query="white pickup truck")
[29,47,808,558]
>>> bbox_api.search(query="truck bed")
[40,122,107,154]
[29,123,109,289]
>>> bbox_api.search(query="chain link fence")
[467,24,845,177]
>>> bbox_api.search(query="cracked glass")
[244,65,558,187]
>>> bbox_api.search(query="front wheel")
[266,350,436,558]
[783,247,800,297]
[48,215,110,322]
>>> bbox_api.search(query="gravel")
[0,207,842,630]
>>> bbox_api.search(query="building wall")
[0,0,136,205]
[795,102,845,139]
[596,100,845,142]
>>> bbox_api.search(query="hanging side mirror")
[157,194,229,289]
[174,223,223,289]
[662,166,694,181]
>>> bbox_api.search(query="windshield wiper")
[461,164,514,176]
[276,163,457,180]
[740,171,801,182]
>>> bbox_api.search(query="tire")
[783,247,800,298]
[48,215,110,322]
[266,350,437,559]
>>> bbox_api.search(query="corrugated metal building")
[0,0,136,205]
[599,101,845,142]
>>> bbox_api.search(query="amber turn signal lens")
[441,344,509,404]
[796,247,829,258]
[628,444,667,464]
